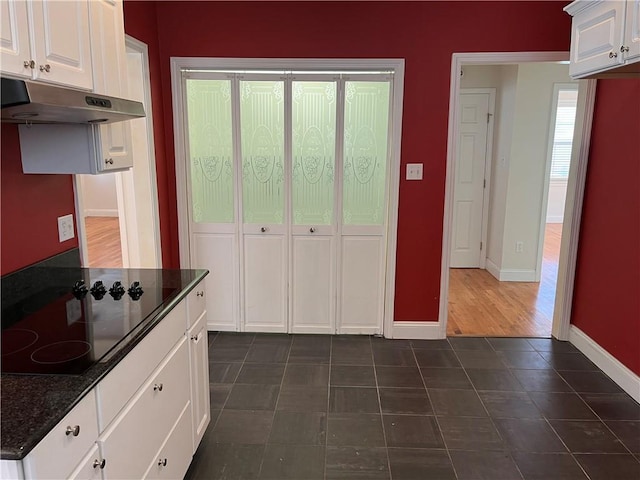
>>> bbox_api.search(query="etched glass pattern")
[240,81,285,224]
[292,81,336,225]
[342,81,390,225]
[186,79,234,223]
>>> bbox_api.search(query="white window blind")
[550,89,578,179]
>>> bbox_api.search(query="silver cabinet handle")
[196,290,204,297]
[23,60,35,69]
[621,45,630,53]
[65,425,80,436]
[609,51,618,58]
[93,459,106,469]
[309,227,316,233]
[39,64,51,72]
[153,383,163,392]
[158,458,167,467]
[105,158,114,165]
[260,227,267,233]
[191,334,199,341]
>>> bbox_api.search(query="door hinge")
[487,112,493,123]
[480,241,483,251]
[483,179,486,188]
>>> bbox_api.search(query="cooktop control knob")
[72,280,88,300]
[127,281,144,301]
[109,281,126,300]
[90,281,107,300]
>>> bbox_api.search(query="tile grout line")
[324,336,332,480]
[411,337,460,480]
[370,336,393,480]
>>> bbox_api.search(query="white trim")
[440,51,595,341]
[485,259,501,281]
[496,269,536,282]
[546,216,565,223]
[83,208,118,217]
[569,326,640,403]
[73,177,89,266]
[171,57,405,337]
[125,35,162,268]
[552,79,597,340]
[390,322,443,340]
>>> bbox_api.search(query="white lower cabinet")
[3,280,210,479]
[98,338,190,480]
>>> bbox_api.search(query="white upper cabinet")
[565,0,640,78]
[1,0,93,89]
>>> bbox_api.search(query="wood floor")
[447,223,562,337]
[85,216,123,268]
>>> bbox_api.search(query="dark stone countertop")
[1,268,208,461]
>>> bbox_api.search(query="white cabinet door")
[89,0,132,172]
[188,309,210,452]
[569,1,625,77]
[291,232,335,333]
[68,444,104,480]
[30,0,93,89]
[0,0,32,78]
[624,0,640,60]
[99,339,190,480]
[144,404,193,480]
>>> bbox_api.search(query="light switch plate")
[58,214,75,242]
[406,163,423,180]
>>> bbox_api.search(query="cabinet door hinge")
[480,241,483,251]
[483,179,486,188]
[487,112,493,123]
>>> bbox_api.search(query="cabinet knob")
[65,425,80,437]
[39,64,51,73]
[621,45,630,53]
[309,227,316,233]
[158,458,167,467]
[196,290,204,297]
[105,158,114,165]
[93,459,106,469]
[23,60,35,69]
[260,226,267,233]
[153,383,163,392]
[609,51,618,58]
[191,334,199,341]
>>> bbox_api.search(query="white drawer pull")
[65,425,80,436]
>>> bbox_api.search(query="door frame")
[452,88,496,270]
[440,51,597,340]
[170,57,405,336]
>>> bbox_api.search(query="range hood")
[1,78,145,124]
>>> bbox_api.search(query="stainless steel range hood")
[1,78,145,124]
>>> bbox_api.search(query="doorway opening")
[441,52,596,340]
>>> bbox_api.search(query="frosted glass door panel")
[186,79,234,224]
[240,80,285,224]
[342,81,391,226]
[292,81,337,225]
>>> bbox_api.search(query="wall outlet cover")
[58,214,75,242]
[406,163,423,180]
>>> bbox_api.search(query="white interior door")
[450,91,491,268]
[184,74,239,331]
[240,76,288,332]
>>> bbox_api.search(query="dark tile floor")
[184,334,640,480]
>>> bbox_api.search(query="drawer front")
[68,444,103,480]
[23,392,98,480]
[187,282,206,329]
[144,403,193,480]
[99,338,190,480]
[96,300,186,431]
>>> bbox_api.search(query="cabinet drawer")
[23,392,98,480]
[99,338,190,480]
[187,283,206,329]
[68,444,103,480]
[144,403,193,480]
[96,300,186,431]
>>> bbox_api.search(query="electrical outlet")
[516,241,524,253]
[58,214,75,242]
[406,163,423,180]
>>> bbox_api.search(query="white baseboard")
[569,325,640,403]
[499,269,537,282]
[486,259,501,280]
[390,321,444,339]
[546,217,564,223]
[84,209,118,217]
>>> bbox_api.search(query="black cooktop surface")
[1,268,182,375]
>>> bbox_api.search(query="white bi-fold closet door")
[183,71,392,334]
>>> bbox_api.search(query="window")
[550,88,578,180]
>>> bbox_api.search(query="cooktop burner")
[1,268,182,376]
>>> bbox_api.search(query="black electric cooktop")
[1,269,183,376]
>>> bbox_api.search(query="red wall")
[125,0,572,322]
[571,79,640,376]
[0,124,78,275]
